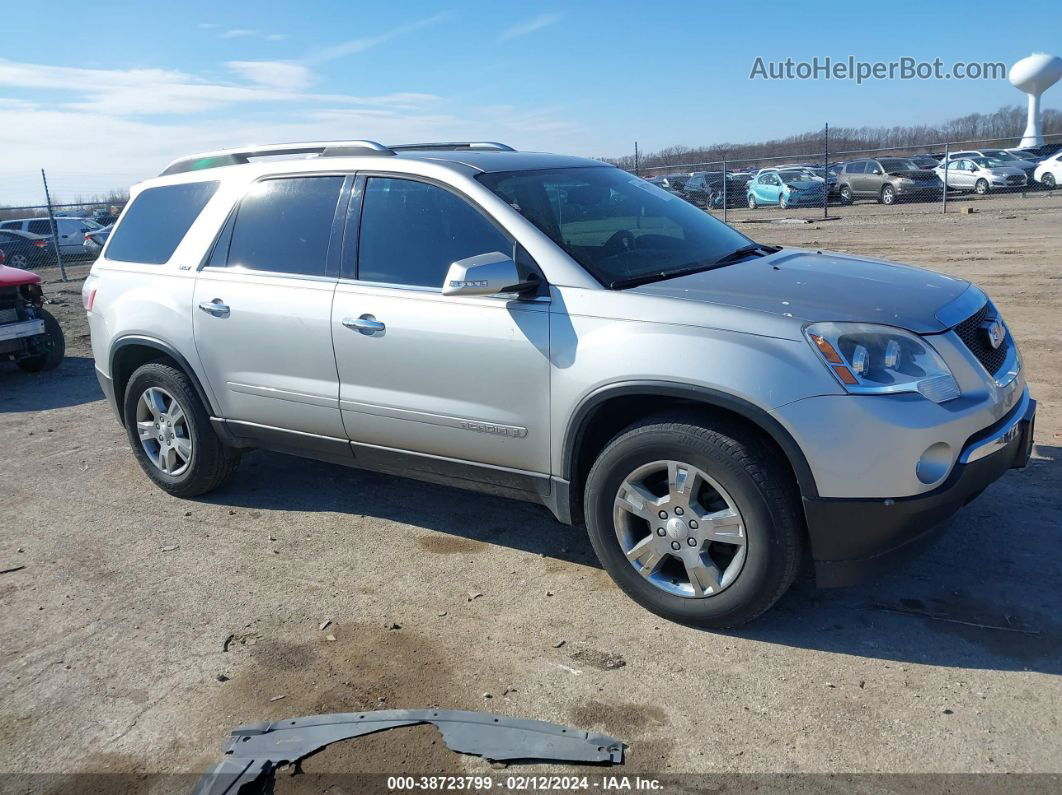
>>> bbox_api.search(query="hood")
[890,169,938,179]
[0,264,42,287]
[631,248,970,333]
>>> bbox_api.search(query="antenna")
[1009,53,1062,147]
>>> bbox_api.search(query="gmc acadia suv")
[83,140,1036,628]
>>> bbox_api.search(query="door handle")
[198,299,230,317]
[342,314,386,336]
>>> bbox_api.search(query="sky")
[1,0,1060,204]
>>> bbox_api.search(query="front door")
[193,174,348,439]
[331,175,551,477]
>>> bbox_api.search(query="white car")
[0,216,104,257]
[935,157,1027,194]
[1032,151,1062,189]
[946,149,1036,183]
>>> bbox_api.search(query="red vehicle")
[0,253,65,371]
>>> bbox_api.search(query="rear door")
[193,174,348,440]
[331,175,551,475]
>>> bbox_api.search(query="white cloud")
[226,60,313,91]
[217,28,286,41]
[497,12,564,42]
[305,12,450,64]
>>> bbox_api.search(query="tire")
[839,185,852,204]
[583,411,803,628]
[880,184,895,205]
[1042,173,1056,190]
[747,194,757,209]
[779,194,789,209]
[975,179,989,195]
[122,360,240,498]
[16,309,64,372]
[8,252,30,269]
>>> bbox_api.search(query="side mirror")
[442,251,528,297]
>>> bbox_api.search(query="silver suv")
[84,140,1036,628]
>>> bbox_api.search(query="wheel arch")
[560,381,819,525]
[109,336,217,426]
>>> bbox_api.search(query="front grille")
[953,303,1009,375]
[1005,175,1023,185]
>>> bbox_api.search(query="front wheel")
[975,178,989,195]
[1042,173,1056,190]
[747,194,758,209]
[880,184,895,205]
[583,413,803,628]
[779,194,789,209]
[123,361,240,498]
[839,185,852,204]
[16,309,64,372]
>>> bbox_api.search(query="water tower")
[1009,53,1062,147]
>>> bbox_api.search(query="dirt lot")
[1,193,1060,791]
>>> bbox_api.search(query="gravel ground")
[1,194,1060,790]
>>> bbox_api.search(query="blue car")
[746,168,826,209]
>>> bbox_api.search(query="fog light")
[915,442,952,485]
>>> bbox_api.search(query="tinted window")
[226,177,343,276]
[27,220,52,235]
[357,177,511,288]
[845,161,866,174]
[107,181,219,264]
[0,222,17,230]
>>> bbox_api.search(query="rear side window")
[357,177,511,288]
[27,220,52,235]
[845,161,866,174]
[225,176,343,277]
[107,181,219,264]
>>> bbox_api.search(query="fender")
[109,334,218,424]
[562,380,819,499]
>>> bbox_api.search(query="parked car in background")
[83,225,112,254]
[0,217,103,257]
[1006,143,1062,160]
[707,173,753,208]
[647,175,689,195]
[836,158,942,205]
[936,157,1027,193]
[907,154,941,169]
[0,230,58,269]
[746,168,825,208]
[947,150,1036,183]
[680,171,719,208]
[1032,150,1062,189]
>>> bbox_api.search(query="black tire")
[747,193,757,209]
[16,309,64,372]
[1042,173,1056,190]
[122,360,240,498]
[839,185,852,204]
[880,184,895,205]
[8,252,30,269]
[779,194,789,209]
[975,178,989,195]
[583,412,803,628]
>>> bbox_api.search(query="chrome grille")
[953,303,1009,375]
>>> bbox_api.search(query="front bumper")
[806,394,1036,587]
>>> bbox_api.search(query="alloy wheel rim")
[136,387,192,476]
[613,460,747,599]
[11,254,29,268]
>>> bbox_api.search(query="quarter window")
[226,176,344,277]
[356,177,511,288]
[106,181,219,264]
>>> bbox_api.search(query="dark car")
[679,171,722,208]
[907,154,942,170]
[647,174,689,195]
[705,173,752,208]
[0,230,58,269]
[836,157,942,205]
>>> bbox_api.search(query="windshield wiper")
[608,244,780,290]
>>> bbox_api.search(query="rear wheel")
[975,178,989,195]
[583,412,803,628]
[16,309,64,372]
[779,194,789,209]
[1042,173,1056,190]
[839,185,852,204]
[123,361,240,497]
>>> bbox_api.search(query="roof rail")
[159,140,394,176]
[389,142,516,152]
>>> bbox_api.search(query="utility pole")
[721,154,727,224]
[41,169,68,282]
[634,141,640,175]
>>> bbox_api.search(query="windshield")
[778,169,817,184]
[879,158,919,172]
[983,150,1019,161]
[477,166,753,288]
[972,157,1005,168]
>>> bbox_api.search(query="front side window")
[225,176,343,277]
[357,177,512,288]
[478,166,752,288]
[107,181,219,264]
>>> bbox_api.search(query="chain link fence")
[633,131,1062,224]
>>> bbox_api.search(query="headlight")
[804,322,960,403]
